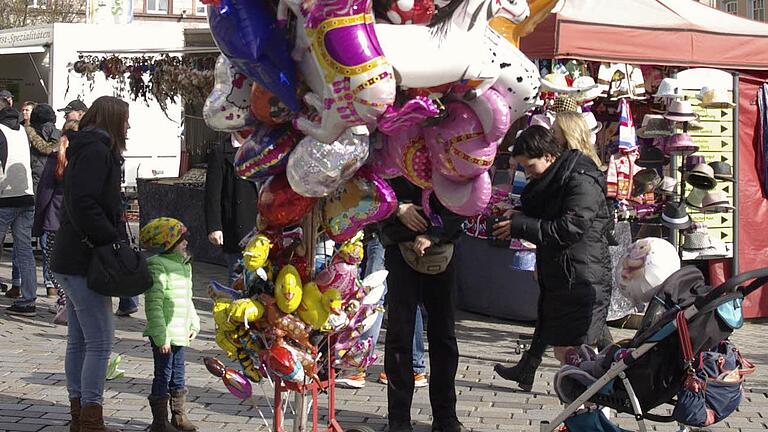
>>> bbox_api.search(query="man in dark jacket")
[0,98,39,316]
[204,132,258,283]
[379,177,467,432]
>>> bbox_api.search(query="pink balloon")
[465,88,511,143]
[432,170,492,217]
[321,167,398,243]
[315,258,358,298]
[222,368,253,400]
[367,136,401,179]
[424,101,496,182]
[385,126,432,188]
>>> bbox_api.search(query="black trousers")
[384,245,459,424]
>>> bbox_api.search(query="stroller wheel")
[345,426,376,432]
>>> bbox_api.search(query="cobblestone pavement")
[1,258,767,432]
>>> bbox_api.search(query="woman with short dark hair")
[492,126,612,383]
[52,95,130,432]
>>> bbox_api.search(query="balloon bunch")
[203,0,543,228]
[208,232,388,389]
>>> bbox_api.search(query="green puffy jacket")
[143,252,200,347]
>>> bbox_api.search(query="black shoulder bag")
[65,197,152,298]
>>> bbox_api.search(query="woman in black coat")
[493,126,612,372]
[51,96,129,431]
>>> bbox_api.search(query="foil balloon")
[213,300,237,332]
[275,265,303,314]
[260,294,314,349]
[384,126,433,189]
[203,357,227,378]
[267,344,305,383]
[279,0,396,143]
[424,101,497,182]
[286,126,371,198]
[321,168,397,243]
[337,235,365,265]
[242,234,271,271]
[227,298,265,327]
[250,82,293,125]
[207,0,298,111]
[378,97,440,136]
[258,174,318,229]
[297,281,337,330]
[432,170,492,217]
[208,280,245,301]
[203,55,254,132]
[314,259,358,299]
[464,88,511,143]
[383,0,435,24]
[490,36,541,123]
[234,125,302,180]
[367,134,401,180]
[222,368,253,400]
[361,270,388,305]
[334,337,376,371]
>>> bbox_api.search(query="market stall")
[520,0,768,318]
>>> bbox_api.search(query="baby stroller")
[540,266,768,432]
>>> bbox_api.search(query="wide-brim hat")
[678,154,706,173]
[709,161,735,182]
[685,187,706,209]
[700,190,735,213]
[698,87,735,109]
[665,133,700,155]
[664,100,699,123]
[581,111,602,133]
[661,201,692,230]
[657,176,678,197]
[632,168,662,196]
[570,76,602,102]
[636,145,670,168]
[653,78,683,99]
[685,164,718,190]
[636,114,673,138]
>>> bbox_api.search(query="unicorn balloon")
[278,0,397,143]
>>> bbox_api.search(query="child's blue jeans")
[150,339,186,397]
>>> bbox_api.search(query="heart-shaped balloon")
[258,174,318,229]
[222,368,253,400]
[203,357,227,378]
[203,55,255,132]
[431,170,492,217]
[235,124,301,180]
[286,126,370,198]
[464,88,511,144]
[207,0,298,110]
[321,167,397,243]
[425,101,496,182]
[314,258,358,299]
[250,82,293,125]
[384,126,433,189]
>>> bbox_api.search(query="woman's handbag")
[398,242,454,275]
[66,200,152,297]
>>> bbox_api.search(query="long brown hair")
[78,96,129,155]
[55,119,79,181]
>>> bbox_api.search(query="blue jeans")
[117,296,139,312]
[361,237,425,373]
[0,207,37,306]
[150,339,186,397]
[54,273,114,405]
[226,253,240,286]
[11,253,20,286]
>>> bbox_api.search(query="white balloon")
[203,55,254,132]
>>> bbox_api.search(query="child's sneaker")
[336,371,365,389]
[378,372,428,388]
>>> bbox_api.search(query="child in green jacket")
[140,217,200,432]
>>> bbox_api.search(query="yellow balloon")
[489,0,559,46]
[297,282,331,330]
[228,298,265,327]
[275,265,303,314]
[213,300,237,332]
[243,234,271,271]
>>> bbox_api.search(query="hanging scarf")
[617,98,637,152]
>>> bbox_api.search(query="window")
[722,0,737,14]
[146,0,169,14]
[750,0,765,21]
[27,0,48,7]
[196,0,207,15]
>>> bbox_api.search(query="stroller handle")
[695,267,768,309]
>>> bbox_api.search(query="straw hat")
[698,87,735,109]
[540,73,572,93]
[570,76,603,102]
[636,114,673,138]
[700,190,735,213]
[664,100,699,123]
[653,78,683,99]
[551,97,580,113]
[682,223,712,251]
[581,111,602,133]
[685,164,718,190]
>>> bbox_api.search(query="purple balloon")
[222,368,253,400]
[234,124,301,180]
[432,170,492,217]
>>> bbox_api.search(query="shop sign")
[0,26,52,49]
[691,136,733,153]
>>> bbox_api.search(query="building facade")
[716,0,766,21]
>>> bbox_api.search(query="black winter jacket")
[509,150,612,346]
[51,128,124,275]
[204,139,258,253]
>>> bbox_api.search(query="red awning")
[521,0,768,70]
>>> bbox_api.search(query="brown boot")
[80,403,120,432]
[148,395,178,432]
[169,389,197,431]
[5,286,19,298]
[69,398,81,432]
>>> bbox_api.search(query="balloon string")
[249,396,270,428]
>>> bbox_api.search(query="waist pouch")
[398,242,454,275]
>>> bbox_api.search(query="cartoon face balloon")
[203,55,254,132]
[207,0,298,111]
[286,126,371,198]
[275,265,303,314]
[235,125,302,181]
[432,170,492,217]
[258,174,318,229]
[321,168,398,243]
[242,234,271,271]
[250,82,293,125]
[314,259,358,299]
